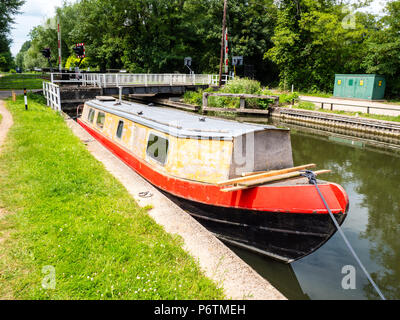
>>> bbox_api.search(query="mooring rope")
[300,170,386,300]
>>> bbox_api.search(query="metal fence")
[301,98,400,116]
[43,81,61,111]
[50,73,232,87]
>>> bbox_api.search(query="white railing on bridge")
[43,81,61,111]
[50,73,233,87]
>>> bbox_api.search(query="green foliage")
[65,55,91,70]
[0,74,45,90]
[0,96,224,300]
[296,101,316,110]
[0,0,24,71]
[184,78,277,109]
[15,41,31,71]
[15,0,400,99]
[183,90,203,107]
[20,0,277,76]
[362,1,400,97]
[279,92,299,104]
[266,0,374,93]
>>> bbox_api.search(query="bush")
[9,69,16,74]
[297,101,316,110]
[183,90,203,106]
[183,78,278,110]
[279,92,299,104]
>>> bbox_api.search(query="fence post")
[24,88,28,111]
[57,85,61,112]
[201,92,209,114]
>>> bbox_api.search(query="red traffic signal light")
[41,48,51,59]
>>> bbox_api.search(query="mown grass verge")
[0,74,45,90]
[0,94,224,300]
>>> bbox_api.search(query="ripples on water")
[229,119,400,300]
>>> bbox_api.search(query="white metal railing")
[50,73,233,87]
[43,81,61,111]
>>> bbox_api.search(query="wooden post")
[12,90,16,102]
[239,97,245,110]
[57,85,61,112]
[202,92,209,113]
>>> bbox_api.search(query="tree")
[0,0,25,71]
[15,40,31,70]
[266,0,374,92]
[362,0,400,96]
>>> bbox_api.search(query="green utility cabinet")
[333,74,386,100]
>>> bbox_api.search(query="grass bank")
[0,74,45,90]
[0,94,224,300]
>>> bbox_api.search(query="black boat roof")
[86,99,285,141]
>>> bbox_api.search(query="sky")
[9,0,388,57]
[10,0,65,56]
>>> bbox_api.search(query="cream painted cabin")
[81,98,293,184]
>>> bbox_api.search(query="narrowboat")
[77,97,349,263]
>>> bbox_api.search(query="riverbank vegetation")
[184,78,299,109]
[0,74,45,90]
[11,0,400,98]
[0,0,24,72]
[0,95,224,300]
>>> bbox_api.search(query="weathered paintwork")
[82,105,233,183]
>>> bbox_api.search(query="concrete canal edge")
[64,113,286,300]
[270,107,400,138]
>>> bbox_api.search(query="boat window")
[96,112,105,129]
[146,134,169,165]
[116,120,124,139]
[88,109,95,123]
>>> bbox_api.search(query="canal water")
[228,119,400,300]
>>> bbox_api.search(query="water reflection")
[230,120,400,300]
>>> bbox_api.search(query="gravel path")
[0,100,13,152]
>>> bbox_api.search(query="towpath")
[0,100,13,152]
[0,99,14,247]
[299,95,400,117]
